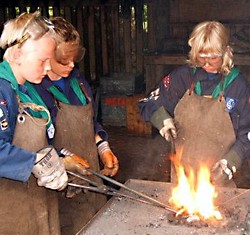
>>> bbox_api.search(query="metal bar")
[68,182,106,193]
[67,170,100,187]
[68,182,154,206]
[169,133,176,155]
[86,168,177,213]
[68,171,157,206]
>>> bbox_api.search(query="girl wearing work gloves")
[27,17,118,234]
[139,21,250,187]
[0,12,68,235]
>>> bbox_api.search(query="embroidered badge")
[225,97,237,112]
[0,119,8,130]
[0,99,7,106]
[163,75,171,90]
[47,123,55,139]
[0,108,3,118]
[139,88,160,102]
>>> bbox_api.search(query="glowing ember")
[169,152,222,221]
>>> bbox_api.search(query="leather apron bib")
[0,103,60,235]
[53,102,107,235]
[173,89,236,187]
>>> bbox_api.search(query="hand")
[32,146,68,191]
[210,159,235,186]
[159,118,177,142]
[60,148,90,175]
[97,141,119,176]
[60,148,91,198]
[211,150,241,187]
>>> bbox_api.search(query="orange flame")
[169,149,222,220]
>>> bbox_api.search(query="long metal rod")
[67,171,159,206]
[86,168,177,213]
[68,182,154,206]
[68,182,107,193]
[67,170,100,187]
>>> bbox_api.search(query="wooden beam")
[101,6,108,75]
[111,4,120,72]
[144,54,250,66]
[88,6,96,80]
[135,0,143,73]
[123,17,132,73]
[144,54,187,65]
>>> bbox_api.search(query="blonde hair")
[51,17,80,43]
[0,11,57,60]
[51,17,85,64]
[187,21,233,75]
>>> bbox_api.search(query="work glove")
[159,118,177,142]
[32,146,68,191]
[97,140,119,177]
[210,150,241,187]
[60,148,90,175]
[60,148,91,198]
[150,106,177,142]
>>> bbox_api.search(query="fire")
[169,151,222,220]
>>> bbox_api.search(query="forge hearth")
[78,179,250,235]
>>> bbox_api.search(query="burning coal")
[169,149,222,221]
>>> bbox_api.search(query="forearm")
[231,138,250,164]
[0,140,35,181]
[150,106,171,130]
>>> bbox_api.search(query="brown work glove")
[97,141,119,177]
[60,148,90,175]
[60,148,91,198]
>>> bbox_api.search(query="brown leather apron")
[0,103,60,235]
[53,102,107,235]
[173,89,236,187]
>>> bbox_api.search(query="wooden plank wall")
[0,0,146,85]
[143,0,250,93]
[1,0,250,92]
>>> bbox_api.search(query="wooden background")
[1,0,250,92]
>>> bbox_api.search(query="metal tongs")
[67,169,177,213]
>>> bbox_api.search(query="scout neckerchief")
[194,67,240,98]
[47,77,87,105]
[24,81,54,139]
[0,61,50,122]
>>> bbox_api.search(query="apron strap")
[78,81,92,103]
